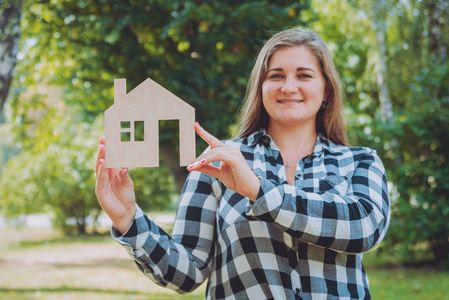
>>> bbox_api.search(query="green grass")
[1,227,448,299]
[363,250,449,300]
[0,290,204,300]
[0,227,205,299]
[0,289,204,300]
[367,268,449,299]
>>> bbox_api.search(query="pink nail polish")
[195,122,201,128]
[200,159,206,164]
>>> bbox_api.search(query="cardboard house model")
[104,78,195,168]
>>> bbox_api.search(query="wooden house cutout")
[105,78,195,168]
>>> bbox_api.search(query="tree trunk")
[77,217,86,234]
[0,0,23,115]
[426,0,447,60]
[432,240,449,265]
[371,0,394,124]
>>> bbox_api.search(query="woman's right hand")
[95,136,136,234]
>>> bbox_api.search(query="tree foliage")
[0,99,177,233]
[1,0,311,234]
[385,60,449,265]
[369,0,449,266]
[18,0,309,190]
[312,0,449,266]
[0,0,23,115]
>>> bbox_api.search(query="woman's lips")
[276,99,304,103]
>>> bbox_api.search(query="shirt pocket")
[318,175,350,196]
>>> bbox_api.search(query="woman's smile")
[276,99,304,104]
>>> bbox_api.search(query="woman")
[95,28,390,299]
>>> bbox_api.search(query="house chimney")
[114,79,127,103]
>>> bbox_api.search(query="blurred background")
[0,0,448,299]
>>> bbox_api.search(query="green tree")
[312,0,449,266]
[0,0,23,115]
[0,109,177,233]
[381,0,449,265]
[1,0,311,234]
[16,0,310,191]
[386,60,449,265]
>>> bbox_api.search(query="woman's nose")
[280,76,297,94]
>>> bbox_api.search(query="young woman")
[95,28,390,299]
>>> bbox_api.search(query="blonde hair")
[236,28,349,146]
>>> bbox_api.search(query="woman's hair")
[236,28,349,146]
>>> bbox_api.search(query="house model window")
[120,121,145,142]
[104,78,196,168]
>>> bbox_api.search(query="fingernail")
[200,159,206,164]
[195,122,201,128]
[124,168,128,175]
[187,164,194,170]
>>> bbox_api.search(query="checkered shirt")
[112,130,390,299]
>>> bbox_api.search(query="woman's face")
[262,46,326,131]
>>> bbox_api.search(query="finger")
[187,159,220,178]
[187,162,221,179]
[119,168,133,188]
[195,122,225,149]
[95,145,106,176]
[187,147,222,171]
[95,136,106,176]
[109,167,120,179]
[96,159,109,197]
[97,159,108,180]
[191,147,240,169]
[187,148,212,167]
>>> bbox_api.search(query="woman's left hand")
[187,122,260,202]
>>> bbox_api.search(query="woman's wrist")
[114,206,137,235]
[247,175,261,203]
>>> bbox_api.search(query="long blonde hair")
[236,28,349,146]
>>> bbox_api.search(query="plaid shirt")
[113,130,390,299]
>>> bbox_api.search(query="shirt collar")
[247,129,343,156]
[247,129,272,147]
[312,134,343,157]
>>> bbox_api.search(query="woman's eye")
[298,74,312,79]
[269,74,283,79]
